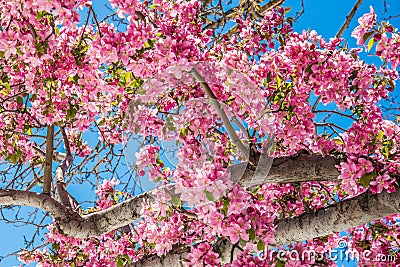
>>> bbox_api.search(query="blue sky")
[1,0,400,266]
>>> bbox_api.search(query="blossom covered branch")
[1,0,400,266]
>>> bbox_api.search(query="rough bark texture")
[1,154,340,238]
[43,125,54,194]
[129,189,400,267]
[275,187,400,245]
[1,154,398,266]
[0,189,151,238]
[230,153,340,186]
[266,154,340,183]
[0,189,72,220]
[1,154,341,236]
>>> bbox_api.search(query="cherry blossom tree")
[0,0,399,266]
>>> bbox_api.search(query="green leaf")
[8,150,22,164]
[381,146,389,158]
[52,243,60,250]
[121,72,131,83]
[156,157,163,165]
[205,191,215,202]
[273,93,284,104]
[128,78,143,88]
[116,257,125,267]
[251,185,260,195]
[248,228,256,241]
[367,37,375,52]
[68,74,80,84]
[226,95,235,106]
[119,254,131,264]
[359,171,376,188]
[171,196,182,207]
[75,57,82,66]
[266,72,272,83]
[333,138,343,145]
[276,74,282,88]
[362,31,374,43]
[1,82,10,92]
[137,88,146,95]
[180,127,187,138]
[377,130,384,141]
[36,11,45,21]
[257,240,265,251]
[221,198,230,215]
[67,107,77,119]
[16,96,23,104]
[144,39,156,49]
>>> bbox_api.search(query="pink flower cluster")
[352,6,400,68]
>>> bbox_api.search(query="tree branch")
[129,188,400,267]
[274,188,400,245]
[55,127,80,211]
[190,67,250,160]
[0,154,340,238]
[2,150,399,266]
[336,0,364,38]
[203,0,285,31]
[0,189,82,223]
[43,125,54,195]
[230,153,340,186]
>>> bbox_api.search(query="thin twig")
[312,95,321,112]
[315,122,346,133]
[314,109,357,121]
[78,7,92,46]
[204,0,285,31]
[382,13,400,20]
[294,0,305,21]
[336,0,364,38]
[27,23,38,40]
[89,6,103,38]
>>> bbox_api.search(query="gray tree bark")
[129,189,400,267]
[0,154,398,266]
